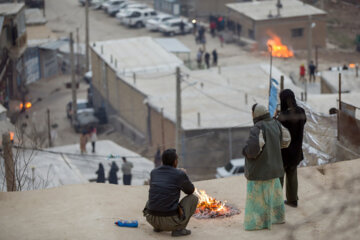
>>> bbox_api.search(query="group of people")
[143,89,306,236]
[79,127,97,154]
[197,48,218,69]
[95,157,134,185]
[299,60,316,83]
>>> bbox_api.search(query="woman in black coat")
[96,163,105,183]
[108,161,119,184]
[277,89,306,208]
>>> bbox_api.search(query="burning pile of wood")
[193,189,240,219]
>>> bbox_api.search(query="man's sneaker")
[284,200,298,208]
[171,229,191,237]
[153,228,162,232]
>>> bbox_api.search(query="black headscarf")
[280,89,297,112]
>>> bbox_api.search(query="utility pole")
[70,32,77,125]
[43,0,46,17]
[85,0,90,72]
[47,109,52,147]
[175,67,182,162]
[307,15,313,71]
[337,73,342,141]
[2,133,16,191]
[76,27,80,77]
[160,108,165,151]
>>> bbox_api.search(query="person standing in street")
[90,127,97,153]
[179,20,185,35]
[276,89,306,208]
[308,61,316,82]
[121,157,133,185]
[196,48,203,69]
[299,64,306,83]
[242,104,291,230]
[154,147,162,168]
[109,161,119,184]
[143,149,198,237]
[212,49,218,66]
[204,52,210,69]
[80,131,88,154]
[96,163,105,183]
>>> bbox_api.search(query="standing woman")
[243,104,291,230]
[90,127,97,153]
[96,163,105,183]
[277,89,306,208]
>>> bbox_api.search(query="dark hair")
[122,157,126,162]
[251,103,258,113]
[280,89,297,112]
[162,149,178,166]
[329,107,338,115]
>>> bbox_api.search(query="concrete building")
[0,3,27,105]
[90,37,302,178]
[226,0,327,50]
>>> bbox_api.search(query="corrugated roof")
[91,37,183,77]
[155,38,191,53]
[0,3,24,16]
[227,0,326,21]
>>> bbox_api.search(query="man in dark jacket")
[277,89,307,208]
[143,149,198,237]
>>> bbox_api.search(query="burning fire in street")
[193,189,240,219]
[267,32,294,58]
[19,102,32,110]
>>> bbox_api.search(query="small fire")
[193,189,240,218]
[9,132,14,141]
[19,102,32,110]
[267,32,294,58]
[349,63,355,68]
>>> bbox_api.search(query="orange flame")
[349,63,355,68]
[20,102,32,110]
[194,189,229,214]
[267,32,294,58]
[9,132,14,141]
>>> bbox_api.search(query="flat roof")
[91,37,183,77]
[226,0,326,21]
[307,93,360,115]
[321,69,360,93]
[25,8,47,26]
[122,63,303,130]
[154,38,191,54]
[0,3,24,16]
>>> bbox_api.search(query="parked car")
[79,0,92,6]
[73,111,99,133]
[106,0,126,16]
[115,3,148,23]
[102,0,118,12]
[66,99,94,119]
[92,0,106,9]
[84,71,92,84]
[122,8,157,28]
[215,158,245,178]
[145,14,174,31]
[158,18,193,36]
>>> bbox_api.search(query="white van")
[122,8,157,28]
[215,158,245,178]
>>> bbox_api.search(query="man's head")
[122,157,127,162]
[251,103,269,119]
[162,149,178,167]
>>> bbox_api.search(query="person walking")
[90,127,97,153]
[108,161,119,184]
[204,52,210,69]
[276,89,306,208]
[179,20,185,35]
[210,21,216,38]
[121,157,133,185]
[299,64,306,83]
[143,149,198,237]
[212,49,218,66]
[154,147,162,168]
[79,131,88,154]
[196,48,203,69]
[96,163,105,183]
[308,61,316,82]
[242,104,291,230]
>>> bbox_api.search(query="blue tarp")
[269,78,279,117]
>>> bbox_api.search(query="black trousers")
[91,142,95,153]
[123,174,132,185]
[280,165,298,203]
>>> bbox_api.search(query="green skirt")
[244,178,285,230]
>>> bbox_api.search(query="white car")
[115,3,148,22]
[215,158,245,178]
[107,0,126,16]
[102,0,119,12]
[146,14,174,31]
[122,8,157,28]
[158,18,193,36]
[92,0,106,9]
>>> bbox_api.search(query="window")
[248,29,254,39]
[225,162,233,172]
[150,11,157,16]
[144,13,148,16]
[235,166,244,174]
[291,28,303,37]
[130,12,141,18]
